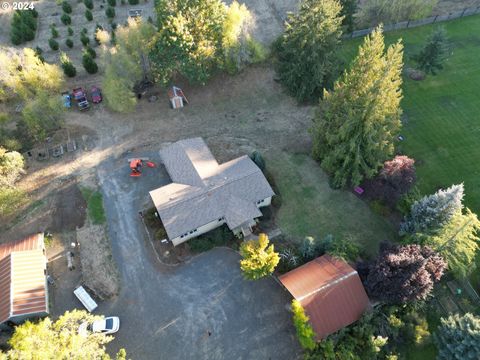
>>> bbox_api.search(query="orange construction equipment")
[130,159,143,177]
[128,158,156,177]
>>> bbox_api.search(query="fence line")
[346,6,480,39]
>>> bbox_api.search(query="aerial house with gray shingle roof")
[149,138,274,246]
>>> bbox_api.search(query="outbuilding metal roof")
[279,255,370,340]
[150,138,274,241]
[0,233,48,324]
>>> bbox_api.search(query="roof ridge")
[296,270,358,302]
[155,158,261,210]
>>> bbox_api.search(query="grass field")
[339,15,480,214]
[267,152,396,256]
[80,187,106,225]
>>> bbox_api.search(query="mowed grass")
[339,15,480,214]
[80,187,106,225]
[268,152,396,256]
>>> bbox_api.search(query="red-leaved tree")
[361,155,416,207]
[365,243,446,303]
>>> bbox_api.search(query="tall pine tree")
[339,0,356,33]
[311,26,403,188]
[275,0,344,103]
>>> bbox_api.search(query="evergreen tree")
[401,184,464,234]
[82,53,98,74]
[412,209,480,278]
[413,27,448,75]
[275,0,344,103]
[60,52,77,77]
[339,0,356,33]
[434,313,480,360]
[239,233,279,280]
[311,26,403,188]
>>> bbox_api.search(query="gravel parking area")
[96,150,301,360]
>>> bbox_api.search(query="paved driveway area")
[96,151,301,360]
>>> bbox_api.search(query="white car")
[79,316,120,336]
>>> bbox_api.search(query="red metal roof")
[0,234,47,324]
[0,233,44,261]
[279,255,370,340]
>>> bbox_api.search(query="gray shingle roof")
[150,138,274,240]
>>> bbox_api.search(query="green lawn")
[339,15,480,214]
[268,152,396,256]
[80,187,106,225]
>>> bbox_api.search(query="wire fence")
[346,6,480,38]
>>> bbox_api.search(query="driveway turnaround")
[97,152,301,360]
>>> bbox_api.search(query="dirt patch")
[51,182,87,232]
[77,223,119,300]
[405,68,426,81]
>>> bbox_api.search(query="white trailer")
[74,286,98,312]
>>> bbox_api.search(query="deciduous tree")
[239,233,279,280]
[275,0,343,102]
[365,243,446,303]
[311,26,403,188]
[0,147,24,188]
[434,313,480,360]
[4,310,127,359]
[0,47,64,101]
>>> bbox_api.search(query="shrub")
[106,6,115,18]
[82,53,98,74]
[67,26,74,36]
[94,24,104,44]
[291,300,316,350]
[239,233,279,280]
[81,27,88,34]
[85,46,96,58]
[61,14,71,25]
[84,0,93,9]
[51,25,59,38]
[128,0,139,4]
[325,235,361,262]
[62,1,72,13]
[155,228,167,240]
[34,46,44,61]
[49,38,59,51]
[107,0,116,6]
[80,33,90,46]
[249,151,265,171]
[65,38,74,48]
[85,9,93,21]
[60,52,76,77]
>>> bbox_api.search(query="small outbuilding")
[0,233,49,328]
[279,255,370,340]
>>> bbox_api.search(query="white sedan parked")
[79,316,120,336]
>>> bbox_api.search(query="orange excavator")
[129,158,156,177]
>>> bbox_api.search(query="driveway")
[96,151,301,360]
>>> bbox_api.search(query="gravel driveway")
[96,151,301,360]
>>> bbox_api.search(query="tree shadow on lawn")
[266,151,397,257]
